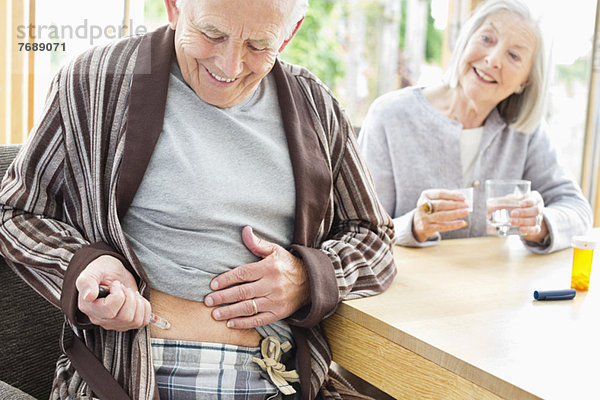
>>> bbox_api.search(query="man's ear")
[278,17,304,53]
[164,0,181,30]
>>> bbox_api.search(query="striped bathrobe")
[0,26,396,400]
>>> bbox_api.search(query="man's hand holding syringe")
[76,255,170,331]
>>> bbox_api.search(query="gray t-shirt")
[122,64,296,301]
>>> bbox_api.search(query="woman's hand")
[510,190,548,243]
[76,255,151,331]
[204,226,310,329]
[413,189,470,242]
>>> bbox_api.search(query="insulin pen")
[533,288,576,301]
[97,286,171,329]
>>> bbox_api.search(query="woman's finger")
[422,189,468,201]
[425,207,470,222]
[428,219,468,233]
[428,200,470,213]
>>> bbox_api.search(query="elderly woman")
[359,0,592,253]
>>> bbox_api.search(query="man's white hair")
[284,0,309,40]
[175,0,308,41]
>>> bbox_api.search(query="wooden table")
[322,233,600,399]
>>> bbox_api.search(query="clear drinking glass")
[485,179,531,237]
[455,187,473,212]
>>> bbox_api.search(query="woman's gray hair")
[175,0,308,42]
[443,0,549,133]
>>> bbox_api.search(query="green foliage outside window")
[279,0,345,90]
[425,0,442,65]
[557,57,591,95]
[399,0,407,51]
[145,0,166,18]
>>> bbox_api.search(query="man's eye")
[203,33,225,42]
[248,44,266,52]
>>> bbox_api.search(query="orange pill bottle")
[571,236,598,291]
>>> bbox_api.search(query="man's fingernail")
[211,281,219,290]
[82,289,91,300]
[213,309,220,319]
[227,320,234,328]
[205,297,213,306]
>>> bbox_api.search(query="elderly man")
[0,0,396,399]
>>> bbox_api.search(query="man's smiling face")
[166,0,296,108]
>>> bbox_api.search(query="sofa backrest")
[0,144,64,399]
[0,144,21,179]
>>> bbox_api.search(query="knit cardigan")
[0,26,396,400]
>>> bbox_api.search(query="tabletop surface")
[336,233,600,399]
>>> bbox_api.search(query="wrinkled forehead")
[182,0,295,32]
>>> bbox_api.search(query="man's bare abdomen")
[149,289,261,347]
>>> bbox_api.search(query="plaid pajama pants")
[151,338,283,400]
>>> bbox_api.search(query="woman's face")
[458,11,537,108]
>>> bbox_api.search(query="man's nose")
[215,42,244,78]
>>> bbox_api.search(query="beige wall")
[0,0,34,145]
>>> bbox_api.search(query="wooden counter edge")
[322,313,539,400]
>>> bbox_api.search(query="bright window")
[32,0,128,121]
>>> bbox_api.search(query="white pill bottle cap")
[572,235,599,250]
